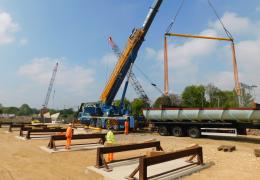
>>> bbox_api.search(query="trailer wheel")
[158,126,169,136]
[171,126,183,137]
[188,127,201,138]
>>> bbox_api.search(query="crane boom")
[43,62,58,108]
[108,36,151,104]
[100,0,162,105]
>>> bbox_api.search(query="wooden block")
[218,145,236,152]
[217,145,224,151]
[104,142,121,147]
[146,151,165,157]
[186,143,199,148]
[230,146,236,151]
[140,138,157,143]
[254,149,260,157]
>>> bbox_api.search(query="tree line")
[0,83,253,118]
[0,103,75,119]
[131,83,254,116]
[153,83,253,109]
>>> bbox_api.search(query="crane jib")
[100,0,163,105]
[104,41,143,105]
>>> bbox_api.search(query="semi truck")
[143,104,260,138]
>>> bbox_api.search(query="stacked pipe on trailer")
[143,108,260,124]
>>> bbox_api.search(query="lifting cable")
[165,0,233,40]
[207,0,233,40]
[146,0,234,95]
[165,0,185,33]
[134,65,164,94]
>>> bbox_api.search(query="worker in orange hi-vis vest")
[124,119,129,135]
[65,123,73,149]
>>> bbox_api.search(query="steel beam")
[48,133,106,149]
[165,33,233,41]
[95,141,163,169]
[139,146,203,180]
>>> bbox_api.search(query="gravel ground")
[0,128,260,180]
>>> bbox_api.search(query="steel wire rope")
[133,65,164,94]
[207,0,233,39]
[165,0,185,33]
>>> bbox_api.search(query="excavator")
[77,0,163,129]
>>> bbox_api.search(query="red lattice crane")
[41,62,58,116]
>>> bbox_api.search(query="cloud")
[0,10,19,44]
[206,71,235,90]
[19,37,28,46]
[256,6,260,12]
[210,12,251,35]
[145,47,157,59]
[160,29,218,68]
[18,57,95,95]
[207,15,260,101]
[101,53,117,65]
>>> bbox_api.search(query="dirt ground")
[0,128,260,180]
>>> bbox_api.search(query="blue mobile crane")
[77,0,163,130]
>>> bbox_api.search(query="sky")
[0,0,260,109]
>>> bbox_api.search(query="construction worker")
[124,119,129,135]
[106,119,111,130]
[65,123,73,150]
[106,128,116,162]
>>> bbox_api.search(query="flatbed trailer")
[143,107,260,138]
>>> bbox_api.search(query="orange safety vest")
[124,121,129,128]
[66,127,73,138]
[124,121,129,135]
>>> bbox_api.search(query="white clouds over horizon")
[18,57,96,95]
[0,10,19,44]
[100,53,117,65]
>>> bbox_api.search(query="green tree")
[113,98,131,109]
[60,108,75,119]
[153,95,172,108]
[3,107,19,114]
[18,104,33,115]
[131,98,149,116]
[168,93,182,107]
[240,88,254,107]
[31,108,40,115]
[0,103,3,114]
[181,85,206,107]
[222,90,239,108]
[49,108,58,115]
[205,84,220,107]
